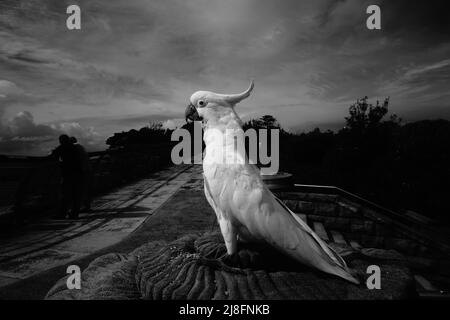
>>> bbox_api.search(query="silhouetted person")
[51,135,84,219]
[70,136,92,212]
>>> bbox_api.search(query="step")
[350,241,362,250]
[337,201,359,213]
[313,222,329,241]
[330,230,347,244]
[414,275,438,292]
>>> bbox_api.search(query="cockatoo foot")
[220,253,241,268]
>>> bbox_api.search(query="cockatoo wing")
[273,196,348,268]
[228,166,359,284]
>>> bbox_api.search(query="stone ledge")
[46,232,416,300]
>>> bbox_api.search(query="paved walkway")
[0,164,202,288]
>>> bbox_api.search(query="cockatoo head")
[185,81,254,123]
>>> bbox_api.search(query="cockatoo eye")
[198,100,206,108]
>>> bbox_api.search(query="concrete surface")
[0,164,200,289]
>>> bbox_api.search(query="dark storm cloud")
[0,0,449,155]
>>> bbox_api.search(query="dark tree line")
[106,123,174,149]
[273,97,450,223]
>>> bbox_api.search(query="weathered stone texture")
[46,232,415,300]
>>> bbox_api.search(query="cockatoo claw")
[220,253,241,268]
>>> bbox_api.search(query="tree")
[243,115,280,130]
[260,115,280,128]
[106,122,173,148]
[345,96,391,132]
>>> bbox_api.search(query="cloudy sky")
[0,0,449,155]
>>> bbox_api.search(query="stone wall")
[277,190,450,289]
[277,191,444,258]
[46,232,416,300]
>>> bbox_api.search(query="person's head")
[59,134,70,145]
[70,136,78,144]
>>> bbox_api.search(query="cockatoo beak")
[185,103,202,122]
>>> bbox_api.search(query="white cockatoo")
[185,81,359,284]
